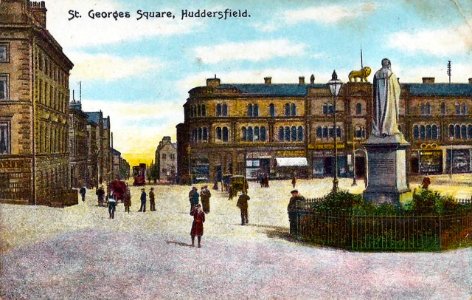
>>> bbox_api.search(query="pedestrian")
[287,189,306,235]
[263,174,269,188]
[96,185,105,207]
[291,173,297,188]
[108,192,116,219]
[138,188,146,212]
[258,173,264,188]
[79,186,86,202]
[200,185,211,213]
[123,185,131,213]
[189,186,199,213]
[237,191,250,225]
[149,187,156,211]
[190,203,205,248]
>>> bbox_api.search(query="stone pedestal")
[363,134,411,206]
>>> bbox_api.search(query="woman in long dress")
[190,203,205,248]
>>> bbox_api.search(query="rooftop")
[217,84,325,97]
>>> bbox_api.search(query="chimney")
[264,77,272,85]
[206,76,220,87]
[469,78,472,84]
[299,76,305,85]
[310,74,315,84]
[422,77,435,84]
[30,1,47,28]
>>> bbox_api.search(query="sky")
[42,0,472,166]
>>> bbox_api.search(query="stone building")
[85,111,112,185]
[68,99,88,188]
[0,0,76,206]
[85,113,98,188]
[155,136,177,182]
[177,75,472,183]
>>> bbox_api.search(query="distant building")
[68,99,88,188]
[0,0,76,206]
[155,136,177,181]
[85,111,112,185]
[177,76,472,183]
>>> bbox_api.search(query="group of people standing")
[188,185,212,247]
[258,173,270,188]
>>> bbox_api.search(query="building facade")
[155,136,177,182]
[68,100,88,188]
[177,76,472,183]
[0,0,76,206]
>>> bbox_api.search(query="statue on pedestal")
[372,58,401,137]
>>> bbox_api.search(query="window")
[0,121,10,154]
[269,103,275,117]
[247,127,253,141]
[290,103,296,116]
[284,126,290,141]
[247,104,258,117]
[170,154,175,160]
[0,44,8,62]
[431,125,438,140]
[455,124,460,139]
[197,105,201,117]
[260,127,266,141]
[247,104,253,117]
[278,127,284,141]
[455,103,461,115]
[297,126,304,141]
[355,126,366,139]
[0,74,8,100]
[323,103,334,115]
[242,127,247,141]
[316,127,322,138]
[254,104,259,117]
[461,103,468,115]
[201,105,206,116]
[461,125,467,139]
[449,124,454,137]
[285,103,290,116]
[162,154,167,160]
[222,104,228,116]
[216,104,222,116]
[355,103,362,115]
[440,102,446,115]
[222,127,229,142]
[322,127,328,138]
[216,127,222,140]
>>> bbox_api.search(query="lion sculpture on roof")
[348,66,371,82]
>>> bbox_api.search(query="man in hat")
[200,185,211,214]
[190,203,205,248]
[287,189,306,235]
[189,186,199,213]
[138,188,147,212]
[96,185,105,206]
[237,191,250,225]
[149,187,156,211]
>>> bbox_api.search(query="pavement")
[1,178,471,299]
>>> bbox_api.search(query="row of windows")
[37,79,68,113]
[36,50,68,88]
[189,103,299,118]
[449,124,472,140]
[242,126,267,142]
[161,153,175,160]
[191,127,208,142]
[39,122,68,154]
[278,126,304,142]
[421,102,469,116]
[189,104,207,117]
[315,126,342,139]
[413,124,440,140]
[216,126,230,142]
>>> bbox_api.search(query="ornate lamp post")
[327,70,343,193]
[352,133,357,186]
[449,136,453,179]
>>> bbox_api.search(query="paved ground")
[1,177,471,299]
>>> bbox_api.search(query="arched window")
[455,124,461,139]
[291,126,297,141]
[322,126,328,138]
[260,127,266,141]
[202,127,208,140]
[420,125,425,139]
[216,127,222,140]
[242,127,247,141]
[222,127,229,142]
[197,105,201,117]
[247,127,254,141]
[201,105,206,116]
[426,125,432,139]
[449,124,454,137]
[297,126,303,141]
[455,103,461,115]
[440,102,446,115]
[222,103,228,116]
[432,125,438,140]
[284,103,290,116]
[328,127,334,138]
[290,103,296,116]
[198,128,203,141]
[426,103,431,115]
[269,103,275,117]
[216,104,222,116]
[254,104,259,117]
[356,103,362,115]
[316,127,322,138]
[461,125,467,139]
[247,104,253,117]
[336,126,341,138]
[461,103,467,115]
[254,126,260,141]
[278,127,284,141]
[468,125,472,139]
[284,126,290,141]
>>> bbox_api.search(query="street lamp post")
[327,70,343,193]
[449,136,453,179]
[352,134,357,186]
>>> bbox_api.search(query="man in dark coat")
[287,189,306,235]
[96,185,105,206]
[190,203,205,248]
[237,191,250,225]
[79,186,86,202]
[189,186,199,213]
[138,188,146,212]
[200,186,211,213]
[149,187,156,211]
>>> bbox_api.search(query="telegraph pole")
[447,61,451,84]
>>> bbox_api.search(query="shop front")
[419,150,443,174]
[445,148,472,174]
[275,157,309,178]
[309,143,349,178]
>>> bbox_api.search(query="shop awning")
[275,157,308,167]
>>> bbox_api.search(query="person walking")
[96,185,105,207]
[189,186,199,213]
[291,173,297,188]
[108,192,117,219]
[149,187,156,211]
[237,191,250,225]
[138,188,147,212]
[123,185,131,213]
[200,185,211,214]
[79,186,86,202]
[190,203,205,248]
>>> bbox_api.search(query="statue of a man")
[372,58,401,137]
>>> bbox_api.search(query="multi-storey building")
[177,75,472,183]
[85,111,112,185]
[68,100,88,188]
[0,0,76,206]
[155,136,177,181]
[85,115,98,188]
